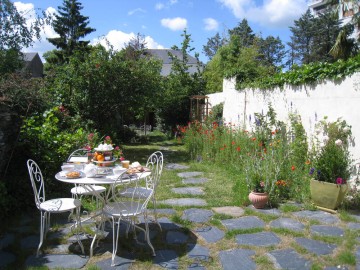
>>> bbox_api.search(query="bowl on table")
[113,167,127,176]
[61,164,75,171]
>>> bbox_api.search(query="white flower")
[343,126,350,132]
[323,135,329,142]
[335,139,343,146]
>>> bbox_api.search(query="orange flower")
[251,137,256,141]
[291,165,296,171]
[305,160,311,165]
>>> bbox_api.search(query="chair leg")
[37,211,46,256]
[74,206,85,254]
[111,217,121,267]
[143,212,156,256]
[152,196,162,231]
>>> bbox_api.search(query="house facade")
[22,52,43,78]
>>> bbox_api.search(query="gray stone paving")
[4,162,360,270]
[221,216,265,231]
[194,226,225,243]
[269,217,305,232]
[159,198,207,206]
[236,231,281,247]
[182,208,213,223]
[295,237,337,255]
[182,177,209,184]
[267,248,312,270]
[172,187,205,195]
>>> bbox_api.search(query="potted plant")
[309,117,353,210]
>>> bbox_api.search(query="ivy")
[236,54,360,90]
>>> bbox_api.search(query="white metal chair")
[67,149,106,205]
[27,159,84,256]
[102,172,156,266]
[119,151,163,230]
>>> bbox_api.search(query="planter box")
[310,179,349,210]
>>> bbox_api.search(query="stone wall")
[207,73,360,163]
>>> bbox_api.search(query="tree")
[203,32,226,60]
[124,33,147,60]
[47,0,95,63]
[259,36,286,72]
[0,0,47,74]
[288,9,315,65]
[228,19,255,48]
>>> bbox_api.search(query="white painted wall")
[208,73,360,163]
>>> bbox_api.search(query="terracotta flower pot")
[310,179,349,210]
[248,191,269,209]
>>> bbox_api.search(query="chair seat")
[119,187,153,198]
[40,198,81,213]
[71,185,106,196]
[102,201,143,218]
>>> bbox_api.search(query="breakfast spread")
[66,171,81,178]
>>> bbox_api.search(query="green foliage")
[241,53,360,90]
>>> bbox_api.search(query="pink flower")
[335,139,342,146]
[336,178,346,184]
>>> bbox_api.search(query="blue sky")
[16,0,309,63]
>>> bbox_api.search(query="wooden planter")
[310,179,349,210]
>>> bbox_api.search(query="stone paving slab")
[247,205,281,216]
[293,210,340,224]
[182,208,213,223]
[212,206,244,217]
[347,222,360,230]
[221,216,265,231]
[295,237,337,255]
[187,244,211,262]
[194,226,225,243]
[95,253,134,270]
[182,178,209,185]
[172,187,205,195]
[0,251,16,269]
[178,172,203,178]
[153,249,179,269]
[267,248,311,270]
[310,225,344,237]
[269,217,305,232]
[187,263,206,269]
[219,248,256,270]
[159,198,207,207]
[166,163,190,170]
[236,232,281,247]
[166,231,189,244]
[25,254,89,269]
[157,217,182,231]
[156,208,177,215]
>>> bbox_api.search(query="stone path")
[2,162,360,269]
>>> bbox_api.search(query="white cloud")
[91,30,164,50]
[161,17,187,31]
[217,0,307,28]
[128,8,146,16]
[203,18,219,31]
[155,3,165,10]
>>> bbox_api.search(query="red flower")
[232,141,235,145]
[251,137,256,141]
[236,146,241,152]
[291,165,296,171]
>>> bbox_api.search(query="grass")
[5,133,360,270]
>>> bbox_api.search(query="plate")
[94,147,114,151]
[65,171,84,179]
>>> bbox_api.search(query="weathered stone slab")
[270,217,305,232]
[195,226,225,243]
[178,172,203,178]
[21,235,39,249]
[347,222,360,230]
[187,263,206,270]
[157,217,181,230]
[156,208,177,215]
[267,248,311,270]
[182,178,208,184]
[166,231,189,244]
[0,251,16,269]
[236,232,281,247]
[172,187,205,195]
[187,244,211,262]
[293,210,340,224]
[219,249,256,270]
[295,237,337,255]
[310,225,344,237]
[159,198,207,207]
[248,206,281,216]
[48,243,71,253]
[0,233,14,250]
[166,163,190,170]
[221,216,265,231]
[153,249,179,269]
[182,208,213,223]
[212,206,244,217]
[25,254,89,269]
[95,255,133,270]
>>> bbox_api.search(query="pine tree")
[47,0,95,63]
